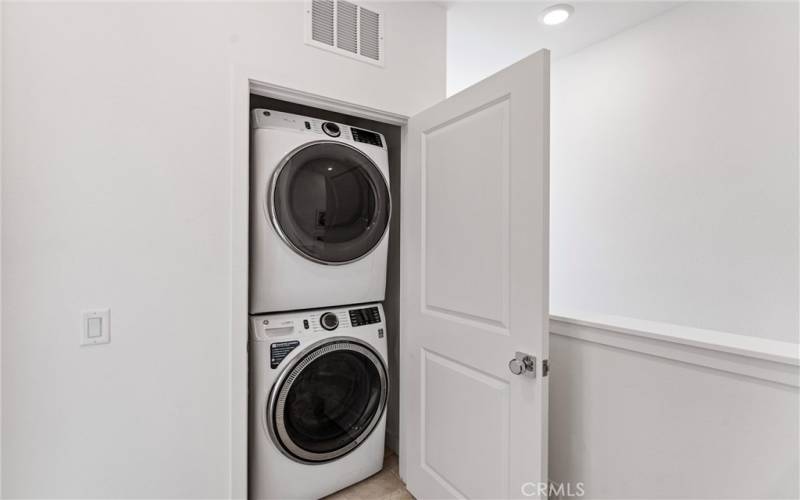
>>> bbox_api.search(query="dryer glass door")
[269,339,388,463]
[270,141,391,265]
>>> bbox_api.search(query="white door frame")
[229,65,409,498]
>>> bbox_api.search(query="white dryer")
[250,109,391,314]
[249,303,388,500]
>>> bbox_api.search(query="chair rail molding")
[550,311,800,387]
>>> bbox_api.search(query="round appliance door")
[269,141,391,265]
[268,338,388,464]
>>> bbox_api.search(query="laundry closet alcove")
[231,50,550,500]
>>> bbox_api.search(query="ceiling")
[446,1,683,94]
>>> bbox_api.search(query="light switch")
[81,309,110,346]
[87,317,102,338]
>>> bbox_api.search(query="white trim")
[397,123,409,484]
[0,0,4,494]
[550,311,800,387]
[250,80,408,126]
[229,65,251,500]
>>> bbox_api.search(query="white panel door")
[401,50,549,499]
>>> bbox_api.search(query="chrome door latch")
[508,352,536,378]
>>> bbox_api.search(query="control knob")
[320,312,339,331]
[322,122,341,137]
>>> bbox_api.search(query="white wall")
[549,321,799,499]
[1,2,445,497]
[546,3,799,497]
[446,1,680,96]
[449,1,799,344]
[549,1,799,343]
[447,2,800,499]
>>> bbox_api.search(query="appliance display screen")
[349,307,381,327]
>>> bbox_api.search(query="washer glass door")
[270,339,388,463]
[270,141,391,265]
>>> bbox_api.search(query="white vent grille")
[306,0,384,66]
[311,0,334,46]
[359,7,381,61]
[336,1,358,53]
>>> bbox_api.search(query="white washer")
[250,109,391,314]
[249,303,388,500]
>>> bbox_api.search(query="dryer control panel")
[251,108,387,150]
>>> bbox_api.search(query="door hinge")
[542,359,549,377]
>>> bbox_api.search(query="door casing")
[231,67,411,499]
[232,58,549,497]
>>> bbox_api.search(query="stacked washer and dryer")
[249,109,392,499]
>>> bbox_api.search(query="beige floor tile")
[383,452,399,474]
[323,492,350,500]
[345,469,402,499]
[323,451,414,500]
[384,486,414,500]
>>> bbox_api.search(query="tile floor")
[323,451,414,500]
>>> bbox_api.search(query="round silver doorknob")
[508,358,524,375]
[508,352,536,377]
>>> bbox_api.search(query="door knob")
[508,352,536,378]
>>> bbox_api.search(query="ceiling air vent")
[306,0,384,66]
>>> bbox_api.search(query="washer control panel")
[250,303,385,342]
[251,303,386,369]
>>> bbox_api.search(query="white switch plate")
[81,309,110,346]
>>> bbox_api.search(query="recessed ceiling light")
[538,4,574,26]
